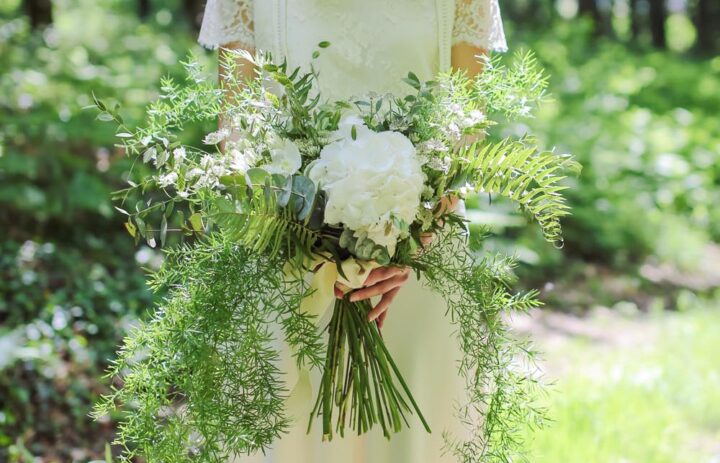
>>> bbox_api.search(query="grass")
[523,307,720,463]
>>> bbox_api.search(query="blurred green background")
[0,0,718,461]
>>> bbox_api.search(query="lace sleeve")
[198,0,254,50]
[452,0,508,52]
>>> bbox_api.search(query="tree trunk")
[138,0,151,20]
[23,0,53,29]
[648,0,667,48]
[578,0,604,36]
[629,0,641,41]
[694,0,718,52]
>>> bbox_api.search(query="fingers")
[362,266,409,287]
[368,286,400,323]
[377,310,389,330]
[420,232,434,248]
[334,281,351,299]
[349,272,409,302]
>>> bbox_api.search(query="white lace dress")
[199,2,507,462]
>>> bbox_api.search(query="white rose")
[265,138,302,176]
[309,122,424,254]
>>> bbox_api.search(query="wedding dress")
[199,1,507,461]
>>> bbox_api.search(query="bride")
[198,1,507,462]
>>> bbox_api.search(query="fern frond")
[463,138,580,245]
[211,195,320,260]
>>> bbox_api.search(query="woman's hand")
[334,266,411,329]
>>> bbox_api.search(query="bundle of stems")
[309,297,431,440]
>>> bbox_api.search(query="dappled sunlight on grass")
[522,308,720,462]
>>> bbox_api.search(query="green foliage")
[211,170,322,261]
[88,46,574,462]
[459,138,579,245]
[0,0,210,459]
[501,25,720,273]
[416,225,546,463]
[94,235,323,462]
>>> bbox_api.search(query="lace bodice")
[199,0,507,101]
[199,0,507,52]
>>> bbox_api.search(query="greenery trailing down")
[416,224,546,463]
[85,44,576,459]
[92,234,324,462]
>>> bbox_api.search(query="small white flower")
[417,139,448,155]
[462,109,485,127]
[154,149,169,167]
[448,103,464,116]
[264,138,302,176]
[445,122,461,141]
[157,172,178,188]
[426,156,451,173]
[173,147,186,163]
[142,146,157,163]
[186,167,204,179]
[203,128,230,145]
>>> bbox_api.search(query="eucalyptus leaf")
[273,174,293,208]
[288,175,316,220]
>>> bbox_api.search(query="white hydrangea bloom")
[309,118,425,253]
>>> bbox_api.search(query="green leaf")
[135,217,147,238]
[318,41,331,48]
[464,138,577,245]
[288,175,316,220]
[124,220,137,238]
[160,214,168,247]
[402,72,421,90]
[375,99,383,112]
[245,167,270,188]
[274,175,293,208]
[189,212,203,232]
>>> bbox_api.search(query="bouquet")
[92,47,578,463]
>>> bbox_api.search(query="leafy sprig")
[93,234,323,462]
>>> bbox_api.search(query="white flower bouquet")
[92,48,578,462]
